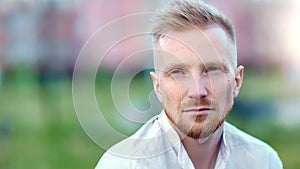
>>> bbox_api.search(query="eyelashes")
[170,69,185,75]
[204,66,222,73]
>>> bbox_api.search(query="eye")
[170,69,183,74]
[167,68,186,77]
[205,66,220,73]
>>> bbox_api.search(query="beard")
[166,104,232,140]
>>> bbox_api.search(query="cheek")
[226,79,235,96]
[160,80,183,105]
[211,78,235,102]
[223,79,235,107]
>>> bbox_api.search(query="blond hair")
[152,0,235,44]
[151,0,237,68]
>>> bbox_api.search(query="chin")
[187,126,214,140]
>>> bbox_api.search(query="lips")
[183,108,214,116]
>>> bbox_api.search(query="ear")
[233,65,244,98]
[150,71,163,103]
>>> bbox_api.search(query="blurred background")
[0,0,300,169]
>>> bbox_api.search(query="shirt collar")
[157,110,181,148]
[215,122,231,169]
[158,110,195,168]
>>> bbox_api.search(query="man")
[95,0,283,168]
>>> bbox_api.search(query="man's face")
[151,25,244,139]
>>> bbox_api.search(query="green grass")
[0,75,102,169]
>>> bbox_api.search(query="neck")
[181,125,224,169]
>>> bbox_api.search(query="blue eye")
[170,69,184,75]
[171,69,182,74]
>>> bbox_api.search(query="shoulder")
[95,152,131,169]
[224,122,269,147]
[224,122,283,168]
[95,114,166,169]
[95,150,142,169]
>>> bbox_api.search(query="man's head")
[150,0,244,140]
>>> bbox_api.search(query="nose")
[188,77,208,99]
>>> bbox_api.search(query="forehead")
[155,25,232,67]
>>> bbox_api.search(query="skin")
[150,24,244,168]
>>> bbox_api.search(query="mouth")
[183,108,214,116]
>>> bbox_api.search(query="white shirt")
[95,111,283,169]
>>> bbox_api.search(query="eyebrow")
[204,61,227,68]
